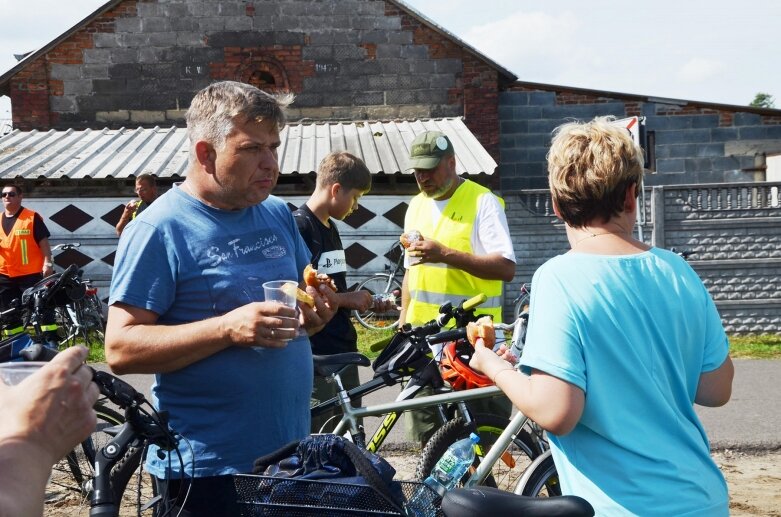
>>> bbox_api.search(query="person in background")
[0,184,58,344]
[115,173,159,236]
[400,131,516,448]
[106,81,338,517]
[294,151,393,433]
[0,346,99,517]
[470,116,733,516]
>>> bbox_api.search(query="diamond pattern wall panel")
[53,248,93,269]
[343,205,376,229]
[101,204,126,227]
[344,243,377,270]
[50,205,94,232]
[383,202,408,228]
[31,195,413,301]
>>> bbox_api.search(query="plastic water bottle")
[406,433,480,516]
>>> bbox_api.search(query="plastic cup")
[262,280,304,339]
[0,361,47,385]
[262,280,297,309]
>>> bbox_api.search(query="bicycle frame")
[327,380,504,451]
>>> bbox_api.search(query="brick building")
[0,0,514,165]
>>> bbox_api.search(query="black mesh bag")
[371,331,429,379]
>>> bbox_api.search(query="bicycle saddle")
[441,486,594,517]
[313,352,370,377]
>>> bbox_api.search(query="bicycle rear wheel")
[352,274,401,330]
[515,450,561,497]
[414,414,544,491]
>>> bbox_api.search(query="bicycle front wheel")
[352,274,401,330]
[50,403,124,496]
[413,414,543,491]
[515,450,561,497]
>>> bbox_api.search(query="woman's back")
[521,247,729,516]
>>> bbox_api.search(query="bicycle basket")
[372,331,429,379]
[234,476,441,516]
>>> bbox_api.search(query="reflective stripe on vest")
[405,180,505,325]
[0,208,45,277]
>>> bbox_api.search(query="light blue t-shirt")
[110,185,313,477]
[521,247,729,516]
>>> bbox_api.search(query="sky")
[1,0,780,125]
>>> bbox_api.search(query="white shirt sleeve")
[472,193,516,263]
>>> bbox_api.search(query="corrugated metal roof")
[0,117,496,180]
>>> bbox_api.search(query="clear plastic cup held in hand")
[263,280,298,308]
[262,279,305,339]
[0,361,47,385]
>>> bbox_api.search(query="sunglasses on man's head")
[1,192,17,198]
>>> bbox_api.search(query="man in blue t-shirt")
[106,81,338,517]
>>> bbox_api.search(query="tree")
[750,92,776,109]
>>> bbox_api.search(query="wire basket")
[234,474,442,516]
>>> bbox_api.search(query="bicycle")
[511,282,531,322]
[352,240,404,330]
[0,265,127,503]
[51,242,106,348]
[311,296,546,491]
[404,291,562,498]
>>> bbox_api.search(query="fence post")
[650,186,665,248]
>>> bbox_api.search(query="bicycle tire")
[516,451,561,497]
[352,274,402,330]
[413,413,543,491]
[50,403,124,495]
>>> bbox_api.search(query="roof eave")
[386,0,517,82]
[514,80,781,116]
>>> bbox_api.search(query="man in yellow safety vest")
[400,131,517,447]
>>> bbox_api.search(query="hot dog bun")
[303,264,337,291]
[400,230,423,249]
[466,316,496,348]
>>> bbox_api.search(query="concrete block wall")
[504,183,781,334]
[500,85,781,190]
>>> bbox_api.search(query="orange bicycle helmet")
[439,340,493,391]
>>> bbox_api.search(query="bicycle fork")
[463,410,531,488]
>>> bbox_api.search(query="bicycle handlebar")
[460,294,486,312]
[426,327,467,346]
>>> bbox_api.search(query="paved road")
[101,358,779,451]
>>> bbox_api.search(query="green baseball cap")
[408,131,455,170]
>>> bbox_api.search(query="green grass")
[84,325,781,365]
[729,334,781,359]
[355,323,396,359]
[355,325,781,360]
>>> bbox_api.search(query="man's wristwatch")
[43,260,54,268]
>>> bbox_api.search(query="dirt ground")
[43,449,781,516]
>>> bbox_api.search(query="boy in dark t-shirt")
[294,151,393,432]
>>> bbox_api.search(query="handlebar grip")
[92,369,145,408]
[461,294,486,311]
[426,327,467,346]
